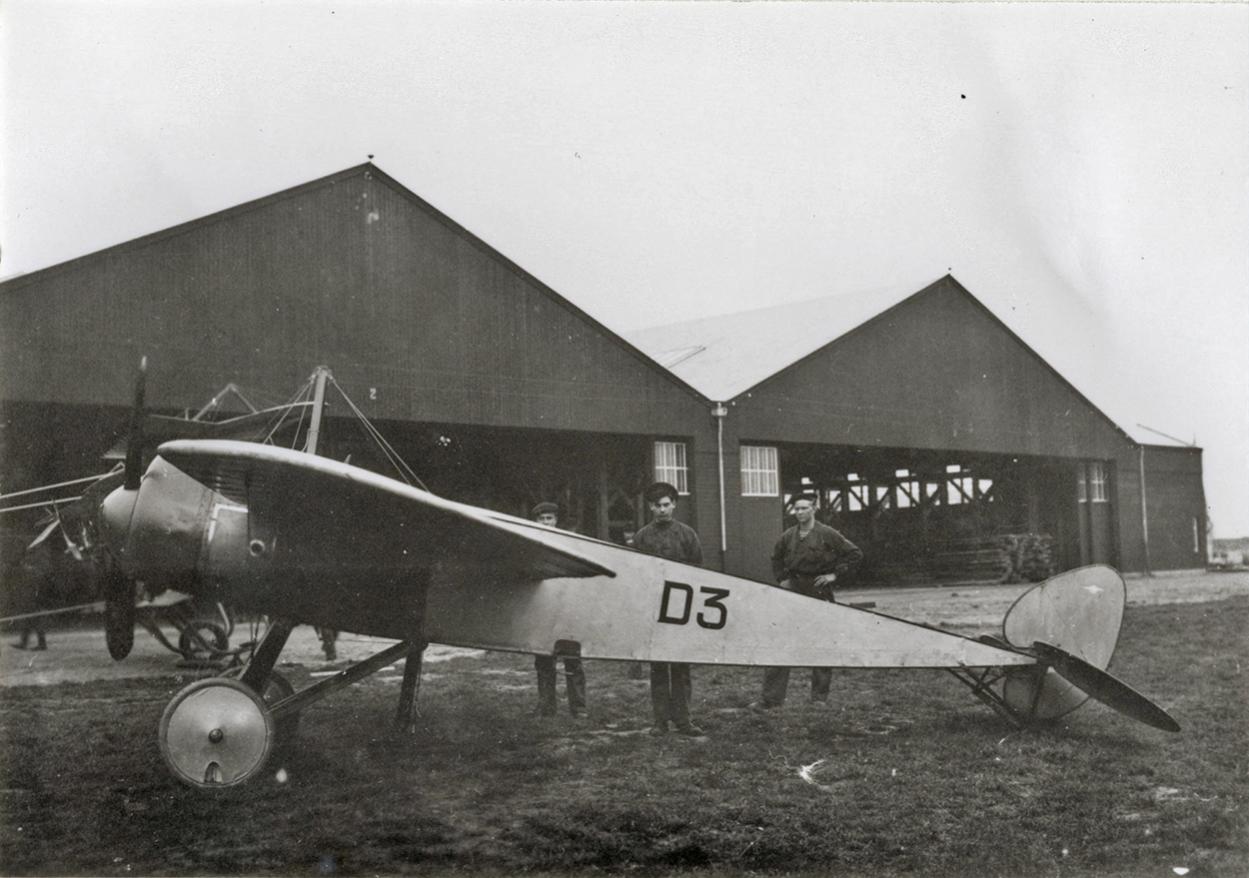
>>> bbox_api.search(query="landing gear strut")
[155,622,423,789]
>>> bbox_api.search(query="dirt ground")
[2,569,1243,688]
[1,570,1245,876]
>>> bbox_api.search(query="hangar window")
[1078,462,1108,503]
[845,473,867,512]
[945,463,972,505]
[825,488,845,512]
[895,468,919,509]
[740,445,779,496]
[1089,462,1108,502]
[653,441,689,495]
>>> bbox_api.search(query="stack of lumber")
[929,535,1012,583]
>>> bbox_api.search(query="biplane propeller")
[92,379,1179,790]
[2,359,308,663]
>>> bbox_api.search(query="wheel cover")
[159,678,275,788]
[221,667,300,741]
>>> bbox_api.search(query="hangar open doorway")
[777,444,1115,585]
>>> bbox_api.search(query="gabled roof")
[0,162,710,404]
[626,278,930,402]
[628,274,1163,452]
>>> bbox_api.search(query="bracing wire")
[327,376,429,492]
[338,388,426,489]
[256,378,315,447]
[269,377,315,450]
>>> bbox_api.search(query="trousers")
[760,576,834,706]
[762,665,832,706]
[535,655,586,715]
[649,662,693,728]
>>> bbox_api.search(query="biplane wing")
[103,406,307,460]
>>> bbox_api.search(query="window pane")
[1090,462,1107,503]
[654,441,689,494]
[740,445,778,496]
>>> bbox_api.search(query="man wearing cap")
[756,489,863,709]
[631,481,705,737]
[530,501,588,718]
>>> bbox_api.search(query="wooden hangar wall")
[1139,445,1207,572]
[712,276,1202,583]
[0,165,1206,585]
[0,163,722,555]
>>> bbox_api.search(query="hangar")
[0,163,1207,585]
[626,284,1207,583]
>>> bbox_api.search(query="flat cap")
[644,481,680,504]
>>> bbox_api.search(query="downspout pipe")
[1139,445,1152,577]
[712,403,729,563]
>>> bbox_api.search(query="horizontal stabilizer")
[1032,641,1180,733]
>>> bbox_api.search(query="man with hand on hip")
[756,489,863,709]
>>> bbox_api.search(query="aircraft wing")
[155,440,616,584]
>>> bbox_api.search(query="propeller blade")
[1031,641,1180,732]
[123,357,148,490]
[101,553,136,660]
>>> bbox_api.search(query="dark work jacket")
[770,521,863,590]
[632,519,704,566]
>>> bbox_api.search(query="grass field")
[1,596,1246,877]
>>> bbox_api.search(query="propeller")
[1031,641,1180,733]
[98,357,149,659]
[123,356,148,490]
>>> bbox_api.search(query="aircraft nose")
[99,485,140,566]
[97,455,211,589]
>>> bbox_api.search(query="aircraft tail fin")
[994,565,1179,732]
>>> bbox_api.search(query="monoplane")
[91,365,1179,789]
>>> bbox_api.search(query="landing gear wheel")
[159,678,275,788]
[103,562,135,661]
[222,667,300,743]
[178,621,230,661]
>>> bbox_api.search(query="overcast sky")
[3,1,1247,535]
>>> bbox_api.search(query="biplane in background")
[86,362,1181,789]
[0,367,323,665]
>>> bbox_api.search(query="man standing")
[531,501,587,718]
[631,481,705,737]
[757,489,863,709]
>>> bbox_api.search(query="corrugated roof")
[625,278,928,402]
